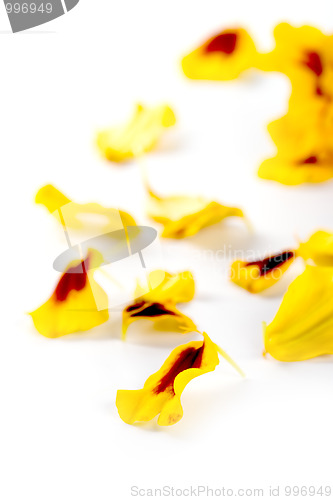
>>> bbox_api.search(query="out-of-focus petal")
[146,186,244,239]
[135,270,195,304]
[97,104,176,163]
[298,230,333,266]
[231,251,296,293]
[182,28,258,80]
[36,184,136,232]
[258,153,333,185]
[30,251,109,338]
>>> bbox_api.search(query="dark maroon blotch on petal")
[54,258,89,302]
[246,251,295,277]
[154,346,204,395]
[205,32,238,55]
[304,51,323,76]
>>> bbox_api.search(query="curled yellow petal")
[30,252,109,338]
[116,332,241,426]
[182,28,258,81]
[146,186,244,239]
[96,103,176,163]
[122,270,196,339]
[298,230,333,266]
[122,301,197,340]
[264,266,333,361]
[231,251,297,293]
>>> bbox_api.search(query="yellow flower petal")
[36,184,136,232]
[146,186,244,239]
[182,28,258,81]
[122,270,197,339]
[30,252,109,338]
[231,251,296,293]
[258,154,333,185]
[122,300,197,340]
[298,230,333,266]
[264,266,333,361]
[116,332,240,426]
[135,270,195,304]
[96,103,176,163]
[257,24,333,91]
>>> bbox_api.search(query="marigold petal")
[231,251,296,293]
[182,28,258,81]
[146,186,244,239]
[30,252,109,338]
[264,266,333,361]
[96,103,176,163]
[116,332,241,426]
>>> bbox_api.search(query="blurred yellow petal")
[36,184,136,232]
[257,24,331,86]
[97,103,176,163]
[298,230,333,266]
[258,153,333,185]
[231,251,296,293]
[264,266,333,361]
[116,332,240,426]
[182,28,258,80]
[30,252,109,338]
[146,186,244,239]
[135,270,195,304]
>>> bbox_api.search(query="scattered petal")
[298,230,333,266]
[116,332,241,426]
[264,266,333,361]
[146,186,244,239]
[36,184,136,232]
[231,251,297,293]
[182,28,258,80]
[122,270,196,339]
[30,251,109,338]
[97,103,176,163]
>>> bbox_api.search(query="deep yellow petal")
[298,230,333,266]
[30,254,109,338]
[264,266,333,361]
[122,301,197,340]
[258,154,333,185]
[182,28,258,81]
[231,251,296,293]
[116,332,222,426]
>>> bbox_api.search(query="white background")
[1,1,333,499]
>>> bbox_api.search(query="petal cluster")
[257,24,333,184]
